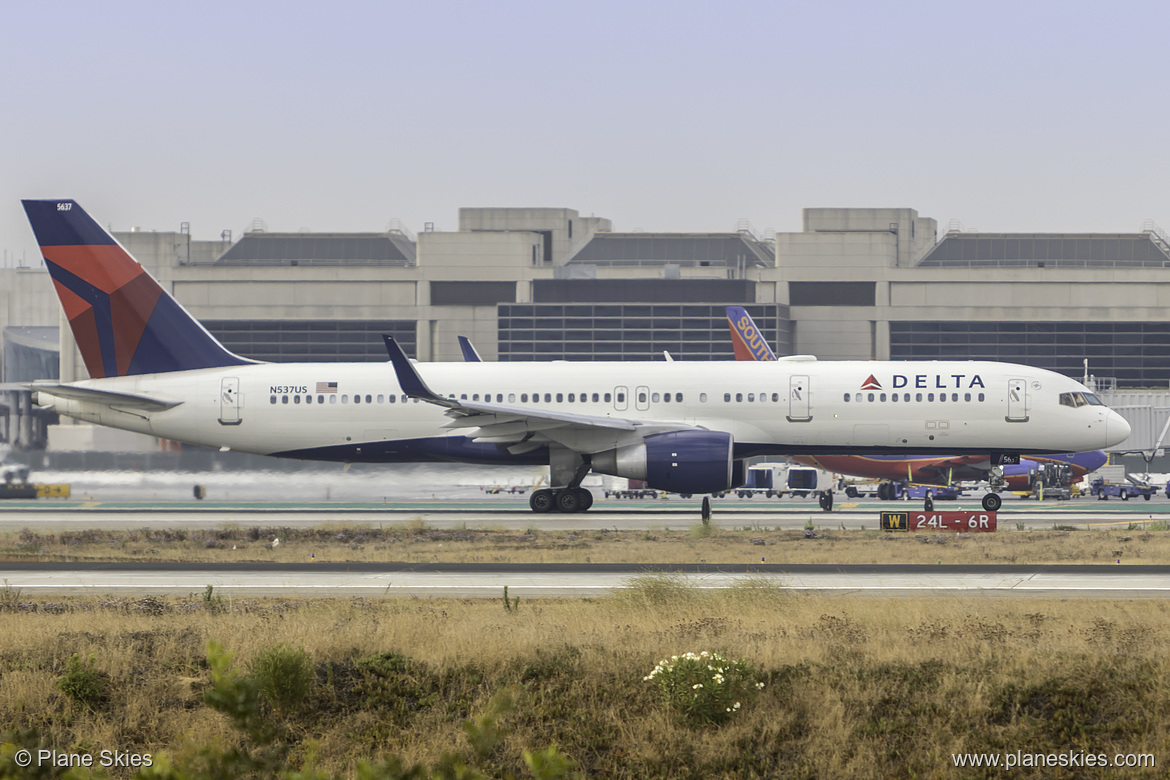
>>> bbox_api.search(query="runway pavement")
[1,494,1168,531]
[2,561,1169,599]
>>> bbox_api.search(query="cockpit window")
[1060,391,1103,408]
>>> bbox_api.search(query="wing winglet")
[383,336,456,408]
[458,336,483,363]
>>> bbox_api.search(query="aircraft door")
[1007,378,1028,422]
[614,386,628,412]
[218,377,242,425]
[635,385,650,411]
[787,374,811,422]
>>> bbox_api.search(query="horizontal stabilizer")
[30,383,181,412]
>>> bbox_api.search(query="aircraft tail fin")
[725,306,776,361]
[22,199,253,378]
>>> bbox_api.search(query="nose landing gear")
[981,492,1002,512]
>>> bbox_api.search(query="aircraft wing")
[383,336,694,454]
[29,383,182,412]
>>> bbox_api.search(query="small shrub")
[690,521,714,538]
[503,585,520,613]
[249,644,314,715]
[0,579,22,612]
[724,575,788,606]
[56,653,109,710]
[203,584,226,613]
[644,650,764,725]
[617,573,698,607]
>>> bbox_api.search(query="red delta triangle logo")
[860,375,882,391]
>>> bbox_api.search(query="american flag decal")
[316,381,338,393]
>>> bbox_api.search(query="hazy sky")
[3,0,1168,262]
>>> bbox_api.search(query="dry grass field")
[1,582,1168,778]
[2,523,1169,777]
[4,521,1170,565]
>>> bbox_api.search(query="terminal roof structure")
[917,232,1170,268]
[215,232,416,266]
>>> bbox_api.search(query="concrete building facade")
[3,204,1169,456]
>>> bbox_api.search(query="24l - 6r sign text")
[880,511,997,532]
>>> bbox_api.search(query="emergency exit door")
[1007,378,1028,422]
[787,375,811,422]
[218,377,242,425]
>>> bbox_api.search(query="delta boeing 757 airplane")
[22,200,1131,513]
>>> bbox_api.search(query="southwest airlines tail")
[22,199,252,378]
[726,306,775,361]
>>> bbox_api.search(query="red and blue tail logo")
[725,306,776,361]
[22,199,251,378]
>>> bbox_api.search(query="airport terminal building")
[3,205,1169,456]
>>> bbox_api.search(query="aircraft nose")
[1107,410,1131,448]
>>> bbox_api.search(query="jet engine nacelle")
[591,431,738,494]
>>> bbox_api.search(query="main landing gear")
[529,487,594,513]
[532,447,597,513]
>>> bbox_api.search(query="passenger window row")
[270,394,420,405]
[844,392,986,403]
[723,392,782,403]
[272,388,960,408]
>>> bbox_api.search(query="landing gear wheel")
[819,491,834,512]
[556,489,581,513]
[701,495,712,522]
[981,492,1002,512]
[577,487,594,511]
[529,488,555,513]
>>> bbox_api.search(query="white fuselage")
[38,359,1130,462]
